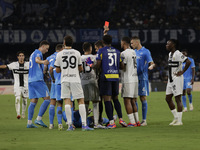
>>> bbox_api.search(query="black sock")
[99,100,103,122]
[104,101,113,120]
[113,99,122,118]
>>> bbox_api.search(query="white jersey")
[54,49,82,83]
[7,61,29,88]
[80,54,97,85]
[168,50,187,83]
[121,49,138,83]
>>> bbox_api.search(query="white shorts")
[121,82,138,98]
[82,82,100,102]
[14,86,28,98]
[61,82,84,100]
[166,76,183,97]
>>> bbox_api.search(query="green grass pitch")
[0,92,200,150]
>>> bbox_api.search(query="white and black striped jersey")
[168,50,187,83]
[7,62,29,87]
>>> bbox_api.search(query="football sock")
[79,104,87,126]
[142,100,148,120]
[102,117,109,124]
[15,96,20,116]
[62,111,67,122]
[99,100,103,122]
[71,107,74,123]
[182,95,187,108]
[104,101,113,121]
[171,109,178,119]
[38,99,50,118]
[22,98,27,115]
[93,103,99,125]
[177,112,182,122]
[65,105,72,126]
[188,94,192,104]
[49,105,55,125]
[113,99,122,118]
[28,102,36,122]
[85,104,89,116]
[57,106,62,124]
[134,112,139,122]
[128,113,136,124]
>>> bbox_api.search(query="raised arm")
[0,65,8,69]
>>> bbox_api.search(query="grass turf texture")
[0,91,200,150]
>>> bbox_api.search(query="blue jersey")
[28,49,44,82]
[47,52,57,82]
[96,46,122,81]
[182,57,195,79]
[135,47,153,80]
[50,52,61,85]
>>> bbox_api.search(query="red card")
[105,21,109,27]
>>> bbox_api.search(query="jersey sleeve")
[7,62,15,70]
[96,49,102,60]
[190,58,195,68]
[121,52,126,64]
[54,54,60,67]
[177,51,187,63]
[145,50,153,63]
[50,58,56,68]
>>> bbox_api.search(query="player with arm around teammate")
[165,39,191,126]
[120,37,141,127]
[181,49,195,112]
[54,36,93,131]
[130,36,155,126]
[27,40,51,128]
[0,51,29,119]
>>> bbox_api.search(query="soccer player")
[96,34,127,128]
[130,36,155,126]
[0,51,29,119]
[120,37,140,127]
[54,35,93,131]
[47,44,64,129]
[27,40,51,128]
[181,49,195,112]
[165,39,191,126]
[81,42,105,128]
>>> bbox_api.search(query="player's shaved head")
[103,35,112,45]
[131,36,140,42]
[82,42,92,52]
[169,39,179,50]
[64,36,73,46]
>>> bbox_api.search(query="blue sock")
[49,105,55,124]
[28,102,36,120]
[38,100,50,117]
[142,100,148,120]
[188,94,192,104]
[57,106,62,124]
[113,99,122,118]
[71,107,74,123]
[135,101,138,111]
[62,111,67,122]
[182,95,187,108]
[102,118,109,124]
[104,101,113,121]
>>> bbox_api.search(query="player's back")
[121,49,138,83]
[182,57,195,79]
[97,46,121,81]
[80,54,97,85]
[55,49,82,83]
[135,47,153,80]
[28,49,44,83]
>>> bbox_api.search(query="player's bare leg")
[174,95,183,125]
[21,97,27,119]
[131,98,140,126]
[124,98,136,127]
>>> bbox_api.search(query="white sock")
[171,109,178,119]
[65,104,72,126]
[109,120,114,124]
[79,104,87,126]
[28,120,32,125]
[22,98,27,115]
[85,104,89,116]
[177,112,182,123]
[36,116,42,121]
[15,96,20,116]
[93,102,99,126]
[128,113,136,124]
[134,112,139,122]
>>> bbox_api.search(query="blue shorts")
[99,79,119,96]
[138,80,149,96]
[55,84,62,101]
[28,81,50,99]
[183,79,192,90]
[50,83,56,99]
